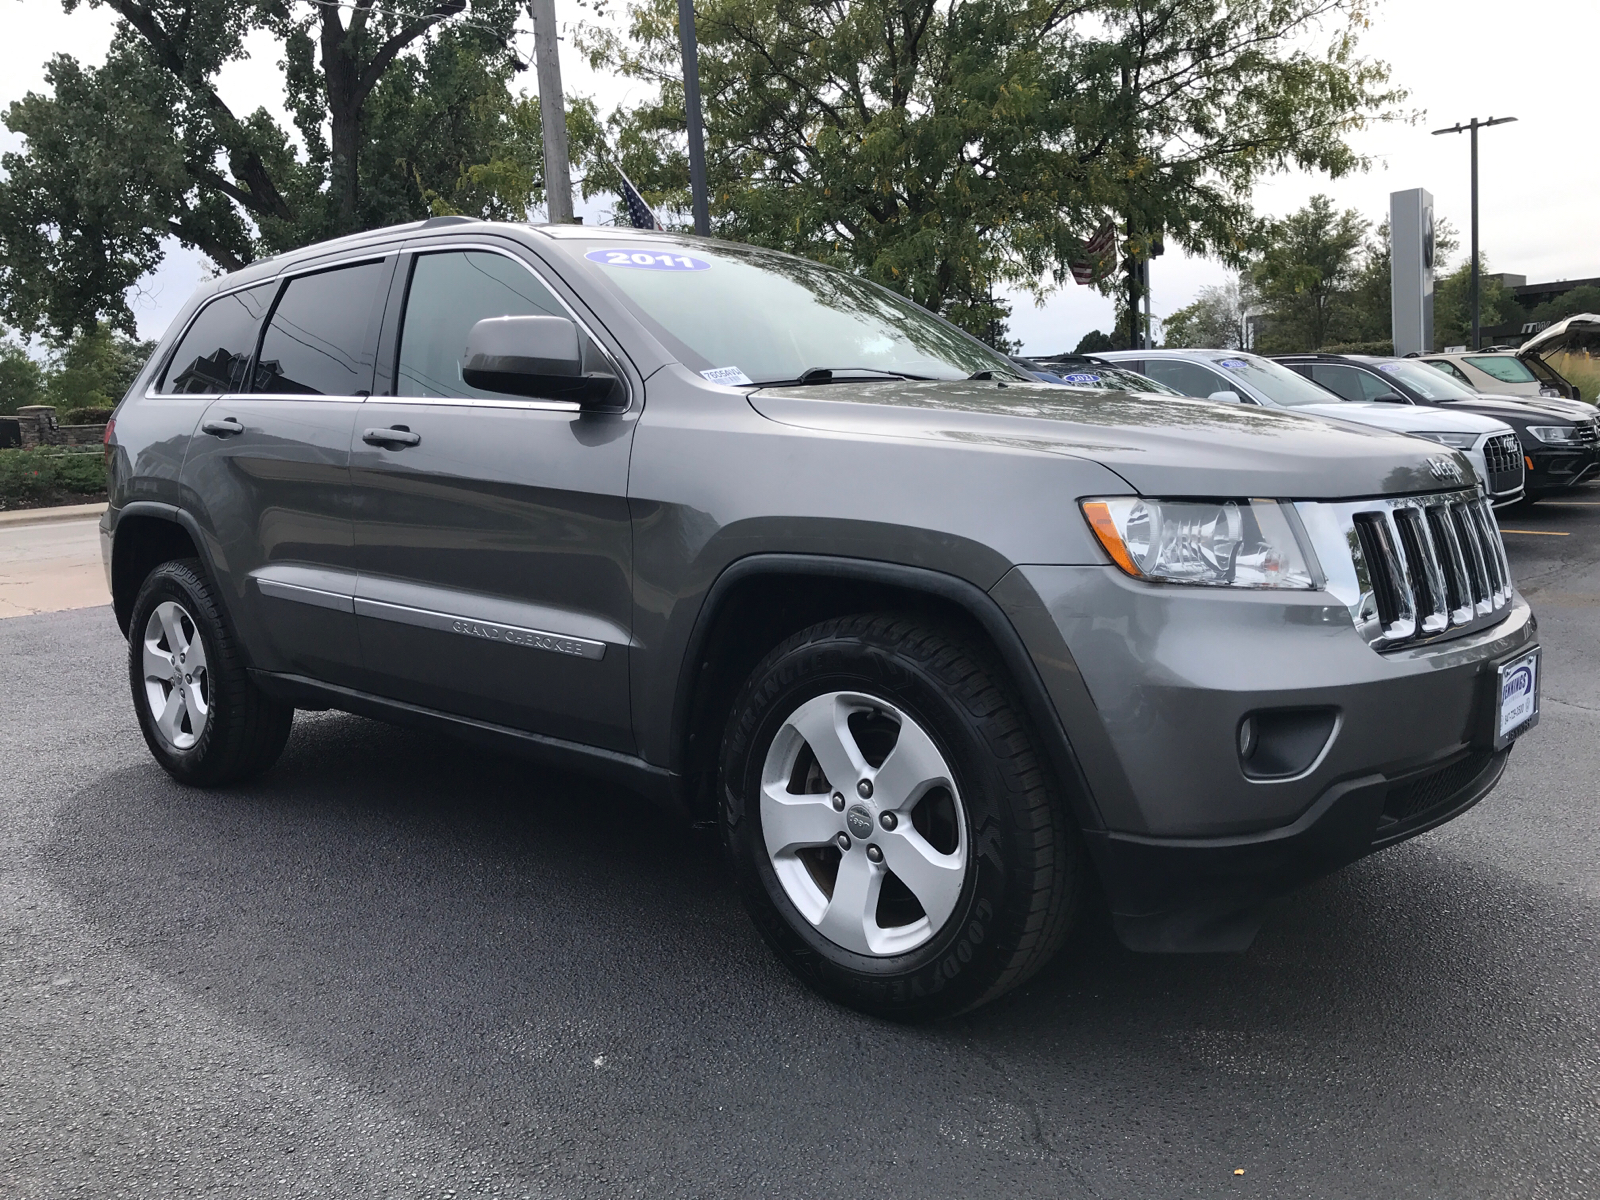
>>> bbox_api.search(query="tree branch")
[356,0,467,102]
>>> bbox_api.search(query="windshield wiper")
[756,366,932,386]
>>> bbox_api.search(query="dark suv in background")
[101,219,1539,1018]
[1274,353,1600,501]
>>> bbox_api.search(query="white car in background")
[1096,349,1527,506]
[1418,350,1579,400]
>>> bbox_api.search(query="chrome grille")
[1482,432,1524,496]
[1575,418,1599,446]
[1297,489,1515,651]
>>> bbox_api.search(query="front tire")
[721,614,1082,1019]
[128,559,293,786]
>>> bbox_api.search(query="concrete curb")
[0,503,108,529]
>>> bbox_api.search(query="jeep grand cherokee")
[102,219,1540,1017]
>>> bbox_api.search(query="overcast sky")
[3,0,1596,352]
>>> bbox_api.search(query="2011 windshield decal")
[585,249,710,271]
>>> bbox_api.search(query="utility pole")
[678,0,710,236]
[529,0,573,224]
[1432,115,1516,350]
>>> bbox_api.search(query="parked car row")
[103,221,1540,1019]
[1020,344,1596,506]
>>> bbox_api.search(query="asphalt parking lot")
[3,492,1599,1200]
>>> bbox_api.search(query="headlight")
[1526,425,1578,444]
[1413,432,1479,449]
[1081,498,1316,589]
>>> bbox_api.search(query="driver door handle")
[363,426,421,448]
[200,417,243,437]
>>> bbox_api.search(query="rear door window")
[158,283,276,394]
[1309,364,1367,402]
[252,261,387,396]
[1141,358,1228,397]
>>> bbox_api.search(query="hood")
[748,380,1471,499]
[1290,402,1510,436]
[1437,393,1595,423]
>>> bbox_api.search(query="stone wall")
[14,406,107,449]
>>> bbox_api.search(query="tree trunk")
[321,14,362,233]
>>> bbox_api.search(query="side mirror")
[1372,393,1407,404]
[1207,389,1243,404]
[462,315,623,408]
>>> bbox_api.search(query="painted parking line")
[1499,529,1571,536]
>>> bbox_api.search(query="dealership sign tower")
[1391,188,1435,356]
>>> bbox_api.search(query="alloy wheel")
[141,600,211,751]
[760,691,968,956]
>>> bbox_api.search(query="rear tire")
[128,559,293,786]
[720,613,1082,1019]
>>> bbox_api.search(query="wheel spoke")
[183,631,207,675]
[785,693,868,794]
[815,852,883,956]
[142,637,174,684]
[182,674,209,723]
[761,783,842,857]
[879,827,965,931]
[870,717,950,812]
[155,688,186,744]
[158,603,188,658]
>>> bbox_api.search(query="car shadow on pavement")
[39,710,1600,1198]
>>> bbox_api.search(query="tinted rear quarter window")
[396,250,566,399]
[159,283,276,394]
[253,261,386,396]
[1465,355,1537,384]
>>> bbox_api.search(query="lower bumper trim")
[1086,747,1510,953]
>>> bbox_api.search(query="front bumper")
[992,564,1537,950]
[1526,444,1600,493]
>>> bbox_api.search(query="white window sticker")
[701,366,754,387]
[1063,372,1102,385]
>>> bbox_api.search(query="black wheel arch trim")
[108,501,231,637]
[671,552,1106,833]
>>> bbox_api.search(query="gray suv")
[103,219,1540,1018]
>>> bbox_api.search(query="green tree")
[0,337,47,415]
[1162,275,1255,349]
[588,0,1405,340]
[1073,329,1116,354]
[44,328,155,412]
[1433,258,1512,351]
[1525,285,1600,327]
[1251,195,1369,351]
[0,1,551,339]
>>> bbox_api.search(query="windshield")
[1464,355,1537,384]
[1375,359,1481,401]
[1029,361,1185,395]
[1208,353,1344,407]
[570,240,1026,385]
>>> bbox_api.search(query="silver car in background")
[1097,349,1526,506]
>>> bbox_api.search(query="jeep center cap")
[845,805,875,839]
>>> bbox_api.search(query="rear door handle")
[201,417,243,437]
[362,426,421,448]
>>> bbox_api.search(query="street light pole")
[1432,115,1517,350]
[678,0,710,236]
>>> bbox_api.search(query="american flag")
[614,163,663,230]
[1069,219,1116,286]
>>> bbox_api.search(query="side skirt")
[249,669,687,818]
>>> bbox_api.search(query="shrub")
[0,448,106,503]
[62,406,115,425]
